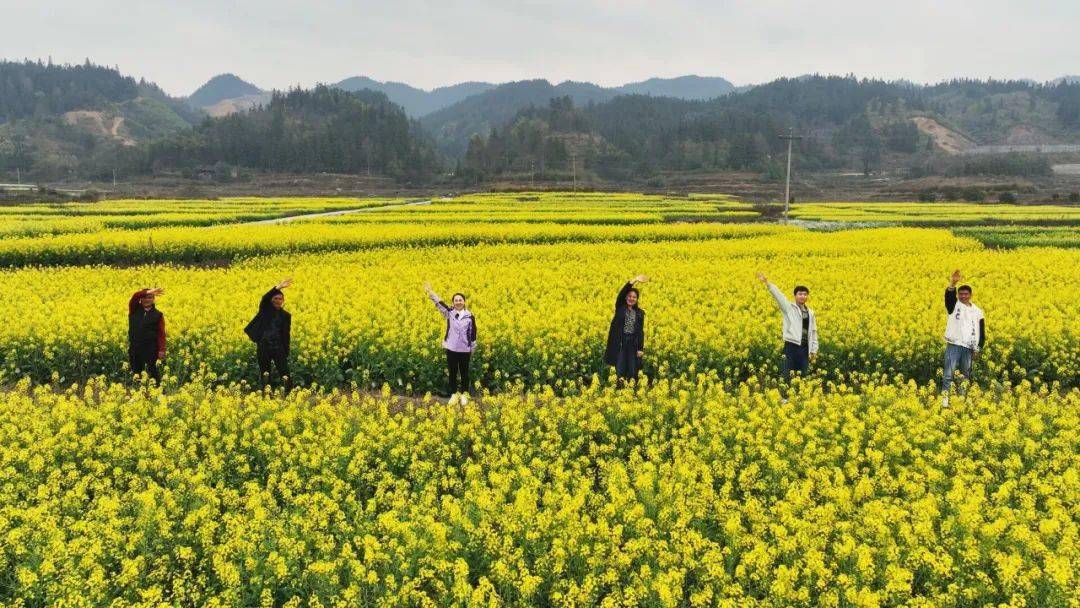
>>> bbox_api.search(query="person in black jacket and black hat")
[604,275,648,383]
[245,279,292,389]
[128,287,166,383]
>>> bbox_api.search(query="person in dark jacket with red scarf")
[244,279,292,389]
[128,287,166,382]
[604,275,648,382]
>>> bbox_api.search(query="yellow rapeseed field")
[0,220,785,266]
[0,197,401,238]
[0,377,1075,606]
[0,226,1075,388]
[0,192,1077,606]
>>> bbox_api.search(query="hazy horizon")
[4,0,1079,97]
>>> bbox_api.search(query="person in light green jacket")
[757,272,818,379]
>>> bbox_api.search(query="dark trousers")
[257,344,290,388]
[782,341,810,380]
[614,333,643,382]
[446,349,472,394]
[129,348,160,382]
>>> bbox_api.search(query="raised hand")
[632,274,650,284]
[276,278,293,290]
[423,281,433,294]
[950,270,962,286]
[756,272,768,284]
[148,287,165,296]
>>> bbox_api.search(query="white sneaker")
[460,393,470,405]
[448,393,460,406]
[941,394,950,408]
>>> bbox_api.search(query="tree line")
[0,59,139,123]
[128,86,439,181]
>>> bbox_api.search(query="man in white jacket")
[942,270,985,403]
[757,272,819,380]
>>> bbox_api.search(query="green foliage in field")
[954,226,1080,249]
[790,202,1080,226]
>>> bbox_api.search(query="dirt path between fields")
[241,199,434,225]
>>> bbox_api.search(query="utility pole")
[779,128,803,220]
[16,167,20,185]
[112,168,117,187]
[571,149,577,192]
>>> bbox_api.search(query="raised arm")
[129,289,148,315]
[129,287,163,314]
[425,282,451,319]
[945,270,960,313]
[615,282,632,310]
[757,273,788,310]
[259,288,281,313]
[616,275,649,309]
[259,279,291,313]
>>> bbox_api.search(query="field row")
[790,202,1080,225]
[0,193,752,239]
[4,195,1077,257]
[0,221,788,266]
[952,226,1080,249]
[1,228,1076,389]
[0,197,401,238]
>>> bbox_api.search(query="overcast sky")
[4,0,1078,96]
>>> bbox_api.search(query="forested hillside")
[460,76,1080,182]
[422,76,738,156]
[134,86,438,180]
[0,60,199,179]
[0,60,139,121]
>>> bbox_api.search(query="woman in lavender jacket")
[424,282,478,398]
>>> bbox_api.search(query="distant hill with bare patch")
[910,117,976,153]
[187,74,264,109]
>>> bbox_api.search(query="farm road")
[241,199,434,225]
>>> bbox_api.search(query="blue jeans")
[783,341,809,380]
[942,343,973,394]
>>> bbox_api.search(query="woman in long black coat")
[244,278,293,388]
[604,275,649,381]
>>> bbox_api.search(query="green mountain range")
[2,59,1079,183]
